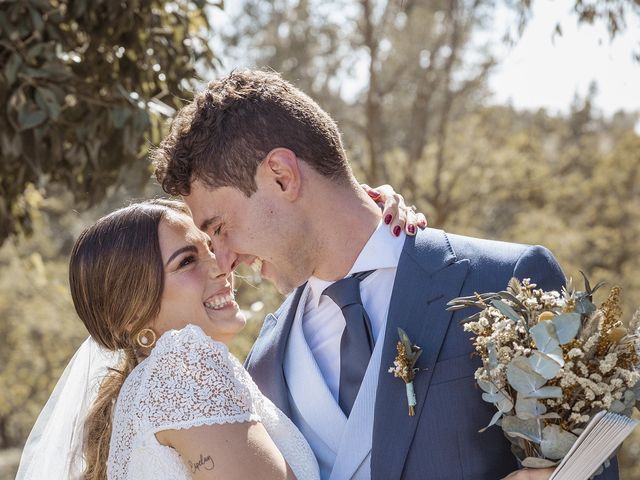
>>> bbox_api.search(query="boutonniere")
[388,328,423,416]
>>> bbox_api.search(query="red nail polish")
[393,226,401,236]
[368,189,381,199]
[384,214,393,225]
[408,224,416,234]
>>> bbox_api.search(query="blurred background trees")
[1,0,639,478]
[0,0,217,243]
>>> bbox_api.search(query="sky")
[488,0,640,117]
[210,0,640,121]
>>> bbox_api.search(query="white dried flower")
[599,353,618,374]
[567,348,583,359]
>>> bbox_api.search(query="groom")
[153,70,617,480]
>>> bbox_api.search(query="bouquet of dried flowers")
[447,275,640,468]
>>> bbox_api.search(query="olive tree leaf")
[491,299,521,322]
[4,53,22,85]
[17,109,47,131]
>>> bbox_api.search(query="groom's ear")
[258,148,301,201]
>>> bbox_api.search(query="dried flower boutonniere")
[388,328,423,416]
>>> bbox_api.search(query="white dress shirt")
[301,221,405,402]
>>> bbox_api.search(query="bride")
[16,190,422,479]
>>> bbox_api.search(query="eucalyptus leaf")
[497,395,514,413]
[482,392,503,403]
[501,416,543,443]
[525,386,563,399]
[552,313,581,344]
[576,296,596,314]
[530,321,564,364]
[506,356,546,394]
[515,396,547,420]
[529,351,562,379]
[478,379,499,395]
[540,424,578,460]
[479,410,503,433]
[610,400,626,413]
[538,413,562,419]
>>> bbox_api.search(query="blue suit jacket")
[245,228,619,479]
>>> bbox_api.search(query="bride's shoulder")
[141,324,244,384]
[122,325,259,429]
[153,324,227,356]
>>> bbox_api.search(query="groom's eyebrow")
[199,215,221,232]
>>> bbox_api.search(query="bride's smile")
[154,210,246,345]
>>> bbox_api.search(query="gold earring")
[136,328,157,349]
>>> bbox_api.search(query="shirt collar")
[306,221,405,309]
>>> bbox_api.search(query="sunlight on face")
[152,212,246,344]
[185,180,314,295]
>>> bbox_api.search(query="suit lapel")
[371,229,470,480]
[244,285,306,417]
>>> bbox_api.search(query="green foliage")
[0,0,219,244]
[0,209,85,448]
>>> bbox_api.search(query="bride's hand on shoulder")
[361,183,428,237]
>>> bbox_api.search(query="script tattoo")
[188,453,215,474]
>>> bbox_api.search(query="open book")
[549,411,638,480]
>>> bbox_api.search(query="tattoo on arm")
[188,453,215,474]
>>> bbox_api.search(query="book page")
[549,412,638,480]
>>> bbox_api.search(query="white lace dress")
[107,324,320,480]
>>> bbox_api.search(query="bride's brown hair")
[68,199,190,480]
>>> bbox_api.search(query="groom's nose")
[210,241,236,274]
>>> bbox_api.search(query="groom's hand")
[361,183,428,236]
[501,467,555,480]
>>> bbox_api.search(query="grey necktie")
[323,270,375,416]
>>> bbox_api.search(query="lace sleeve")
[140,324,262,433]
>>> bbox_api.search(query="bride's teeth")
[205,292,235,310]
[250,258,263,274]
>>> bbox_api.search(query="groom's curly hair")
[153,69,352,197]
